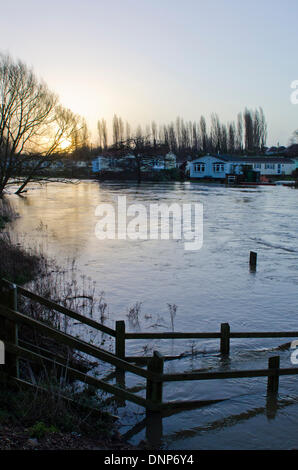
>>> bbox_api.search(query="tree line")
[97,108,268,157]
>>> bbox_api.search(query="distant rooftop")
[193,154,294,164]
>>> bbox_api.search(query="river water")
[7,180,298,449]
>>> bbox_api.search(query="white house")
[189,155,295,179]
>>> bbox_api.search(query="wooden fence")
[1,278,298,414]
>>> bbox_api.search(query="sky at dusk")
[1,0,298,146]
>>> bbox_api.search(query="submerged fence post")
[115,320,125,360]
[146,351,164,412]
[220,323,230,355]
[267,356,280,394]
[249,251,257,270]
[146,410,163,448]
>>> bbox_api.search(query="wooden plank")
[125,332,221,339]
[0,304,155,380]
[230,332,298,338]
[126,331,298,340]
[0,280,116,337]
[5,342,153,409]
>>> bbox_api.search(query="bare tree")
[97,118,108,149]
[210,113,221,152]
[259,107,267,149]
[228,122,236,153]
[236,112,243,153]
[125,121,131,142]
[151,120,157,148]
[97,119,103,148]
[118,116,124,142]
[243,108,254,152]
[112,114,120,146]
[200,116,208,153]
[0,53,82,195]
[220,124,228,153]
[168,122,177,153]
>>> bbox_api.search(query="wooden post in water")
[146,351,164,412]
[146,410,163,448]
[115,320,126,360]
[145,351,164,444]
[249,251,257,270]
[220,323,230,355]
[267,356,280,394]
[266,393,278,420]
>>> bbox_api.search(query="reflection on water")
[7,180,298,449]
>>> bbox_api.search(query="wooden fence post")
[220,323,230,355]
[249,251,257,270]
[146,351,164,412]
[115,321,126,406]
[115,320,125,360]
[0,282,5,366]
[3,284,19,379]
[267,356,280,394]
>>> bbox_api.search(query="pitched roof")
[191,154,294,164]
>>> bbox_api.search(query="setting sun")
[59,137,72,151]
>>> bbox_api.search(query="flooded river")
[8,180,298,449]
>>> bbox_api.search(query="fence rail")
[1,278,115,337]
[1,278,298,413]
